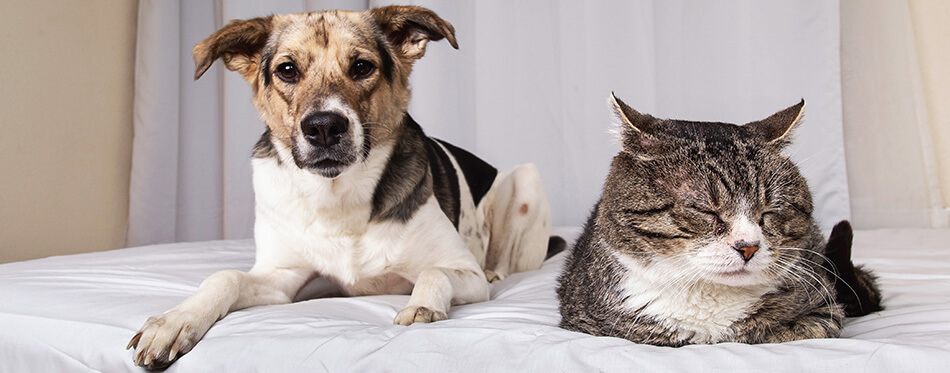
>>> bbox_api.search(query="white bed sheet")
[1,228,949,372]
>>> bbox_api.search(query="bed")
[2,227,949,372]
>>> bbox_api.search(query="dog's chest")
[252,155,403,288]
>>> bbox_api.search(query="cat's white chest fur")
[612,249,774,343]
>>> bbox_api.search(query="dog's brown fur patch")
[192,8,457,159]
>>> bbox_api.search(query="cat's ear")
[610,92,666,155]
[610,92,655,134]
[747,99,805,146]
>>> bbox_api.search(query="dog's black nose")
[301,112,349,147]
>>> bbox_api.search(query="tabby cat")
[557,94,882,345]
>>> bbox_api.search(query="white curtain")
[840,0,948,229]
[129,0,854,246]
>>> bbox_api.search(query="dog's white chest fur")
[613,250,773,343]
[251,144,411,291]
[249,141,484,296]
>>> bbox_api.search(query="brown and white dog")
[126,6,559,369]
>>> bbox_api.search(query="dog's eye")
[349,60,375,80]
[276,62,299,83]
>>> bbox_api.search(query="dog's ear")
[193,16,274,81]
[371,6,458,62]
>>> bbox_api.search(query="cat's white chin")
[708,269,769,287]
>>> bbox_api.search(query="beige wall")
[0,1,137,263]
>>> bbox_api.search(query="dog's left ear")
[193,16,274,81]
[372,6,458,62]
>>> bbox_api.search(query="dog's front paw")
[394,306,447,326]
[484,269,506,283]
[127,310,214,370]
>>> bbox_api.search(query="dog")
[126,6,560,369]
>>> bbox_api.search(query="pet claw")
[143,351,154,366]
[127,332,142,350]
[394,305,447,325]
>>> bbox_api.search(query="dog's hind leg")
[128,265,313,369]
[483,163,552,282]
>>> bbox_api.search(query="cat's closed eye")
[759,209,809,241]
[682,206,728,236]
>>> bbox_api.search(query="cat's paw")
[394,306,447,325]
[127,310,214,370]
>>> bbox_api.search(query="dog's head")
[193,6,457,178]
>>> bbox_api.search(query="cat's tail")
[825,220,884,316]
[547,235,568,259]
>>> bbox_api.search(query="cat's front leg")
[729,303,844,344]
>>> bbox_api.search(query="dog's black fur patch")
[370,115,498,229]
[435,139,497,207]
[426,138,461,227]
[253,129,279,162]
[371,115,435,224]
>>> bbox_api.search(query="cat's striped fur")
[557,94,882,345]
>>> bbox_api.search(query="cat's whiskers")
[774,247,864,308]
[772,257,839,323]
[770,262,833,328]
[771,259,816,300]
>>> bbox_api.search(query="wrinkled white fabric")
[2,228,949,372]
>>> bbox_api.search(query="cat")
[556,93,882,345]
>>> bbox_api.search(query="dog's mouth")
[313,158,346,169]
[309,157,350,178]
[293,152,356,178]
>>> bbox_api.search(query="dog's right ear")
[193,16,274,81]
[371,6,458,62]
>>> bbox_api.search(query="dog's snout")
[301,112,349,147]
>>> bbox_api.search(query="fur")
[128,7,554,369]
[557,93,882,346]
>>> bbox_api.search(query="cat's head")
[599,93,816,287]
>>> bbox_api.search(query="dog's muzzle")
[292,111,358,178]
[302,112,349,148]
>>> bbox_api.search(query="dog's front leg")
[394,267,489,325]
[128,266,312,369]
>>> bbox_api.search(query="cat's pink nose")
[735,245,758,261]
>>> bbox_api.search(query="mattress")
[1,228,949,372]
